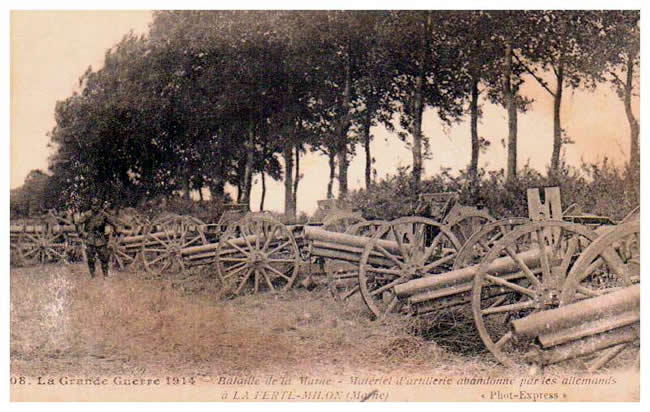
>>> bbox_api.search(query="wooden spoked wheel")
[443,207,494,246]
[557,220,640,371]
[560,220,640,304]
[321,212,365,233]
[63,231,85,264]
[452,217,530,270]
[471,221,598,367]
[324,220,388,301]
[16,226,69,265]
[358,217,462,319]
[48,212,85,264]
[108,213,148,272]
[141,215,208,274]
[10,233,22,266]
[108,235,139,271]
[216,216,300,295]
[117,209,149,236]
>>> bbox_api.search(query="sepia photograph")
[7,2,642,402]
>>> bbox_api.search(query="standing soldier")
[76,198,118,279]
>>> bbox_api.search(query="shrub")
[346,161,638,221]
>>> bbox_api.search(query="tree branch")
[609,71,625,88]
[512,52,555,97]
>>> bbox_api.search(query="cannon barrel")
[537,310,639,348]
[182,235,267,257]
[303,226,402,255]
[524,325,639,366]
[394,247,547,298]
[511,284,640,339]
[11,224,77,233]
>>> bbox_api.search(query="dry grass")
[12,263,632,379]
[10,264,453,377]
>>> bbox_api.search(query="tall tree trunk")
[327,150,336,199]
[469,76,480,184]
[259,170,266,212]
[213,179,225,202]
[412,78,424,193]
[240,123,255,210]
[337,151,348,199]
[283,145,295,218]
[293,144,300,212]
[411,12,431,194]
[212,146,226,202]
[337,39,352,198]
[183,176,191,201]
[624,50,640,173]
[503,42,518,180]
[236,155,246,203]
[363,104,373,191]
[550,60,564,175]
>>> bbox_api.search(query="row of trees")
[32,10,639,217]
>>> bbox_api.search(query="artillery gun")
[317,192,493,300]
[9,185,639,371]
[10,211,80,266]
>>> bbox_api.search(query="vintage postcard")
[8,4,642,403]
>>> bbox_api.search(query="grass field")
[9,263,636,380]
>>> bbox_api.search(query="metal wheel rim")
[560,220,640,305]
[359,216,462,319]
[324,220,388,301]
[216,215,300,295]
[322,212,366,233]
[452,217,530,270]
[471,220,598,367]
[557,221,640,371]
[443,208,495,246]
[141,215,207,274]
[18,228,69,265]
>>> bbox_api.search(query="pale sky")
[10,9,640,214]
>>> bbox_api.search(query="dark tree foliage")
[32,10,638,219]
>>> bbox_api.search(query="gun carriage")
[9,188,639,371]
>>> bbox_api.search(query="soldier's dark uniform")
[77,199,117,278]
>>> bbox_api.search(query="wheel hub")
[248,251,266,267]
[536,287,559,307]
[403,263,419,279]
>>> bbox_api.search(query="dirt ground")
[9,263,636,381]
